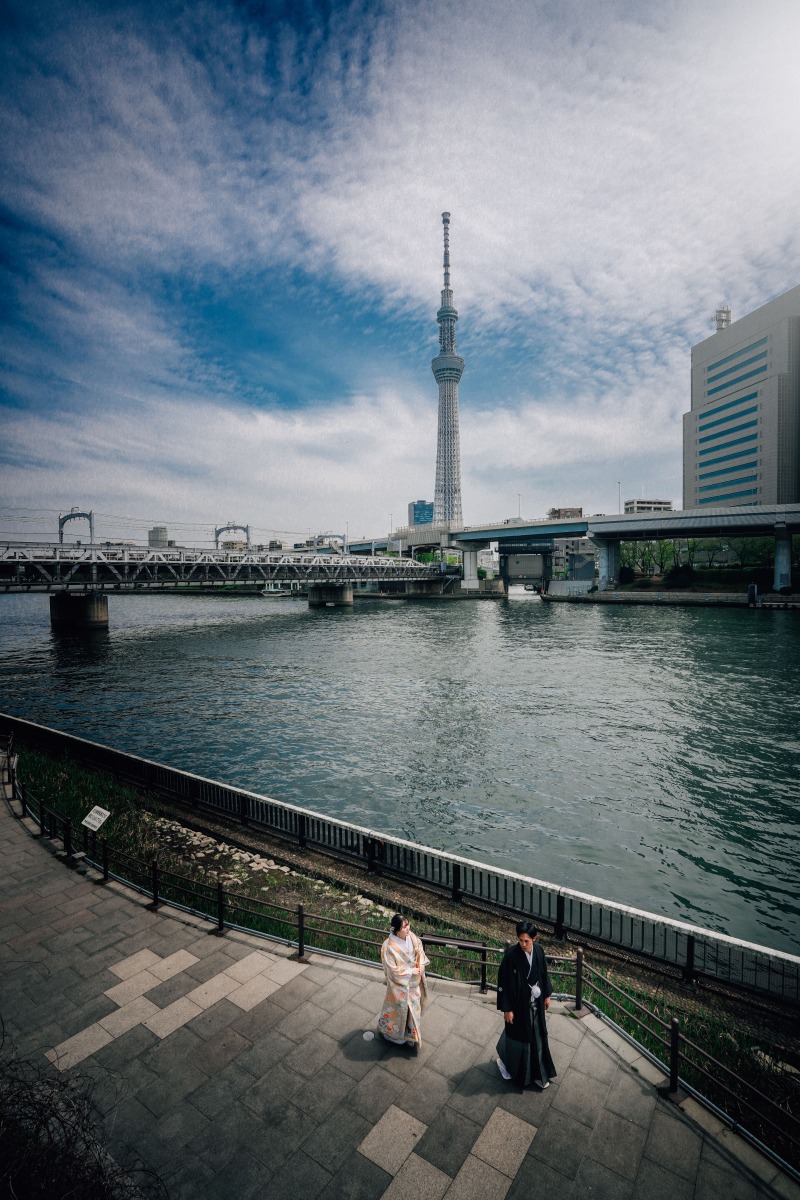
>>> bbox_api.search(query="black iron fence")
[2,712,799,1007]
[5,765,799,1182]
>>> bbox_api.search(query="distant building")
[553,536,597,579]
[683,285,800,508]
[408,500,434,527]
[148,525,168,548]
[624,499,673,514]
[547,507,583,519]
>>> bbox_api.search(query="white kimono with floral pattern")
[377,931,430,1046]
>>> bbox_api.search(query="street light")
[617,482,621,515]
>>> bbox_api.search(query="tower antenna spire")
[431,211,464,527]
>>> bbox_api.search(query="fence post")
[19,782,27,819]
[669,1017,682,1101]
[480,944,488,994]
[681,935,696,987]
[297,903,305,958]
[64,817,73,858]
[238,792,248,826]
[366,837,376,873]
[298,814,307,849]
[37,799,45,838]
[214,881,225,935]
[572,947,590,1017]
[149,860,159,910]
[451,863,462,903]
[101,838,109,884]
[555,893,566,939]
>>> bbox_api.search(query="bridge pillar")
[461,549,480,590]
[307,584,354,608]
[405,579,445,597]
[774,525,792,592]
[596,538,620,590]
[50,591,109,629]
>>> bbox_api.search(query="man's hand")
[544,997,551,1011]
[504,1011,514,1024]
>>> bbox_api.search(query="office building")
[408,500,434,527]
[624,499,673,514]
[148,525,168,548]
[547,507,583,519]
[683,285,800,508]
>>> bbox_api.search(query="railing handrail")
[3,711,799,1007]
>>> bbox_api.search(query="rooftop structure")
[432,212,464,526]
[624,499,673,514]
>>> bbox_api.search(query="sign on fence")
[82,805,110,831]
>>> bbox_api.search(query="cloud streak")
[1,0,799,535]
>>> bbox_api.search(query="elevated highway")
[351,503,800,592]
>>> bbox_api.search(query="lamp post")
[617,482,621,515]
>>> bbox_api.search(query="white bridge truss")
[0,545,442,593]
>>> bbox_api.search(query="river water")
[1,591,798,954]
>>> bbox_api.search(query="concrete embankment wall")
[544,590,800,609]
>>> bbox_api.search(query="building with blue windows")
[683,284,800,508]
[408,500,434,527]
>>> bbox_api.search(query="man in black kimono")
[496,920,557,1088]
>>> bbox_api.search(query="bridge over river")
[0,545,446,626]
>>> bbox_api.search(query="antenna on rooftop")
[714,305,731,332]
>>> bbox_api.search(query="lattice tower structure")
[431,212,465,526]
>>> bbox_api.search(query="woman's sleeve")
[382,940,412,983]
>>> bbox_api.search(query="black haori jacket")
[496,942,553,1044]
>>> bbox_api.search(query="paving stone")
[547,1011,586,1047]
[321,1001,375,1041]
[425,1032,481,1082]
[46,1022,114,1070]
[333,1029,391,1081]
[104,969,161,1006]
[455,1003,501,1047]
[358,1103,427,1176]
[149,948,199,979]
[380,1040,435,1081]
[396,1065,456,1124]
[188,1024,251,1071]
[222,949,275,982]
[415,1107,482,1176]
[633,1156,696,1200]
[284,1028,340,1078]
[471,1106,536,1177]
[349,1067,407,1121]
[305,1107,374,1175]
[183,1060,255,1118]
[349,979,387,1015]
[443,1152,512,1200]
[292,1061,357,1121]
[269,973,321,1011]
[164,1156,216,1200]
[228,972,281,1010]
[144,995,203,1038]
[278,1000,330,1042]
[526,1107,593,1180]
[505,1154,574,1199]
[137,1060,213,1119]
[569,1034,621,1084]
[448,1063,509,1125]
[318,1150,392,1200]
[549,1064,609,1128]
[201,1148,275,1200]
[312,974,364,1013]
[98,994,159,1037]
[418,1003,459,1046]
[237,1027,296,1078]
[108,948,163,979]
[586,1106,648,1181]
[382,1151,451,1200]
[263,1150,332,1200]
[643,1106,703,1181]
[570,1154,634,1200]
[241,1061,303,1118]
[604,1062,658,1127]
[97,1022,158,1069]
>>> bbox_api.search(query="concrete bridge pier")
[461,548,480,591]
[774,525,792,591]
[307,584,354,608]
[405,579,445,597]
[596,538,620,590]
[49,591,109,629]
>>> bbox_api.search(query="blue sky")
[2,0,799,545]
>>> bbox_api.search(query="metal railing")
[6,773,799,1181]
[2,712,799,1007]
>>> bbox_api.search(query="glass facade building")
[683,285,800,508]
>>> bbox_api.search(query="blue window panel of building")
[698,489,758,504]
[698,420,758,444]
[699,391,758,421]
[698,475,758,493]
[706,366,766,397]
[698,405,757,431]
[706,338,768,373]
[698,461,757,480]
[698,432,757,456]
[698,445,758,466]
[706,351,767,385]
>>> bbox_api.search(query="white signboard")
[82,806,111,832]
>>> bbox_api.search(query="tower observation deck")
[431,212,464,526]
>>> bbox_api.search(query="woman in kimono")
[377,914,430,1048]
[496,920,557,1088]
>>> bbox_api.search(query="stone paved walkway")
[1,781,798,1200]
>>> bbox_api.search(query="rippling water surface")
[1,591,798,953]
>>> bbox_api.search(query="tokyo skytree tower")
[432,212,464,526]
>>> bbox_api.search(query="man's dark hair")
[515,920,538,938]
